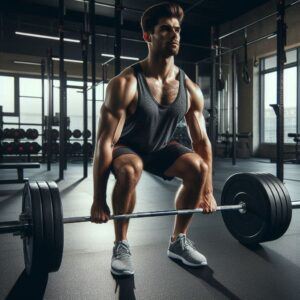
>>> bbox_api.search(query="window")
[19,77,43,124]
[0,75,15,114]
[260,48,299,143]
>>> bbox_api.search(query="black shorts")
[112,141,193,181]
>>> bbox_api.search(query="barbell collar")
[292,201,300,209]
[0,221,29,235]
[63,203,246,224]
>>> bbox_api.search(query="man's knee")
[115,161,143,189]
[182,157,208,185]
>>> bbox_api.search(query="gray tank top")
[118,63,188,154]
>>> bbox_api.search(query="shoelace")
[114,243,131,259]
[180,236,197,251]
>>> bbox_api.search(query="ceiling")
[0,0,272,69]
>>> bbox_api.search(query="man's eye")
[161,26,170,31]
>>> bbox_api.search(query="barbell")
[0,172,299,276]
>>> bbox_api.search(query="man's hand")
[198,192,217,214]
[90,201,111,223]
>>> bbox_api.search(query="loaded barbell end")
[238,201,247,214]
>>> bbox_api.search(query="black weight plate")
[22,182,44,275]
[221,173,271,245]
[47,181,64,272]
[72,129,81,138]
[259,173,286,241]
[37,182,55,272]
[265,174,292,238]
[254,173,281,241]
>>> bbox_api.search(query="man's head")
[141,2,184,58]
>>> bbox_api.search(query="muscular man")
[91,2,217,276]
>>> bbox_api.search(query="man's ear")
[143,32,151,43]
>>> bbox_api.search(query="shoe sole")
[111,268,135,276]
[167,250,208,267]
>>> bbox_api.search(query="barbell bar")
[0,204,246,234]
[5,200,300,234]
[0,172,299,276]
[59,204,246,223]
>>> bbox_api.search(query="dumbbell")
[3,128,13,139]
[3,142,16,154]
[82,130,91,139]
[13,129,26,139]
[25,142,42,154]
[16,143,26,154]
[72,129,82,138]
[66,129,72,140]
[44,129,59,140]
[26,129,39,140]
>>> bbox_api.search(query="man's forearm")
[192,139,213,192]
[93,141,113,203]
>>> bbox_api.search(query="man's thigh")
[163,151,203,180]
[144,141,194,180]
[111,145,144,178]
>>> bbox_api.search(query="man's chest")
[145,77,180,106]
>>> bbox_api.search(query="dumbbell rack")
[42,128,94,163]
[0,128,41,163]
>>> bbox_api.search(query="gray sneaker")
[167,233,207,267]
[111,240,135,276]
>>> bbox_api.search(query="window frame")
[259,48,299,144]
[0,72,19,117]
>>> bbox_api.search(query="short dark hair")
[141,2,184,34]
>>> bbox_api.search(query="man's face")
[145,17,181,57]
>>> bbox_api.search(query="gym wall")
[219,1,300,158]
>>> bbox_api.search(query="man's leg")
[164,152,208,239]
[112,153,143,241]
[110,152,143,276]
[162,152,209,266]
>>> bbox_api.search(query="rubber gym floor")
[0,158,300,300]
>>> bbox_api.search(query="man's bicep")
[96,104,126,146]
[96,77,132,145]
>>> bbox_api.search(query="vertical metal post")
[0,106,2,129]
[210,26,217,165]
[89,0,96,149]
[47,49,54,171]
[276,0,286,181]
[102,64,105,101]
[82,1,89,178]
[231,52,237,165]
[0,105,2,163]
[59,0,65,180]
[297,48,300,133]
[114,0,122,76]
[64,71,67,170]
[41,59,45,161]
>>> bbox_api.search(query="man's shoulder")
[108,65,138,90]
[184,73,199,91]
[183,74,204,107]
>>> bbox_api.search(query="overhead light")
[14,60,41,66]
[15,31,80,43]
[101,53,139,61]
[52,57,83,64]
[74,0,114,9]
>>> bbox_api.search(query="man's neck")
[143,53,176,81]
